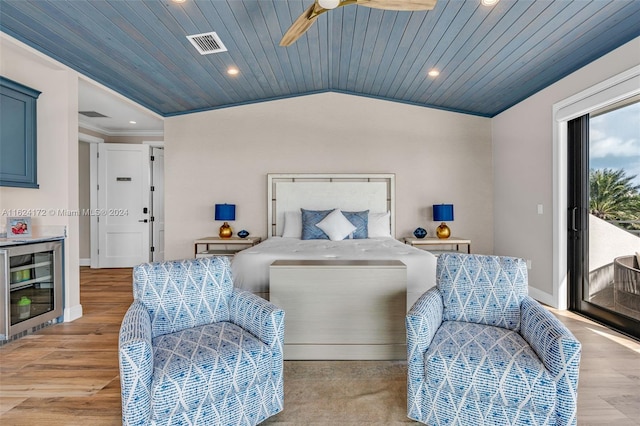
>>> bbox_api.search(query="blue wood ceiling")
[1,0,639,118]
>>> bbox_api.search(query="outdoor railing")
[613,255,640,320]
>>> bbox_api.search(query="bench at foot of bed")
[269,259,407,360]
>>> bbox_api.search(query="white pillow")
[282,211,302,238]
[316,209,356,241]
[368,211,391,238]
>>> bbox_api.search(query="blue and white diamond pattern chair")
[406,253,581,426]
[118,256,285,426]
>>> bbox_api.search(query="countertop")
[0,225,66,247]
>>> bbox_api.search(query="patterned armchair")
[118,257,285,426]
[406,254,581,426]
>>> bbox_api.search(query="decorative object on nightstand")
[413,227,427,239]
[237,229,249,238]
[433,204,454,239]
[215,203,235,238]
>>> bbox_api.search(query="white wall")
[78,141,91,262]
[492,36,640,307]
[590,215,640,271]
[0,34,82,321]
[164,93,493,260]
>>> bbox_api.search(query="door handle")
[138,219,148,223]
[570,207,578,231]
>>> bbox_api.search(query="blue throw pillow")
[301,208,333,240]
[342,210,369,239]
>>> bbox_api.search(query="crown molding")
[79,120,164,138]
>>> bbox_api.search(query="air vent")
[79,111,109,118]
[187,32,228,55]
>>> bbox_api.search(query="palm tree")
[590,168,640,231]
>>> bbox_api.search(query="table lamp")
[433,204,454,239]
[215,203,235,238]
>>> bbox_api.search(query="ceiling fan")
[280,0,437,46]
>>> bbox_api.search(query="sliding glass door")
[568,98,640,340]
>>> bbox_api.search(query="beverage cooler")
[0,240,63,340]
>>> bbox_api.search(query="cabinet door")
[0,77,41,188]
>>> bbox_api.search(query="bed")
[232,236,436,308]
[231,173,437,359]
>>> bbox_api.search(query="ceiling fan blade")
[280,3,325,47]
[357,0,437,11]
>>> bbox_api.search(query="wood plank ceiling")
[1,0,639,117]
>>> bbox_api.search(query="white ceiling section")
[78,79,164,136]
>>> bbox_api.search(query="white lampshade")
[318,0,340,9]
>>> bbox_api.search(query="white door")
[97,143,150,267]
[151,147,164,262]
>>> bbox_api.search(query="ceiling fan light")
[318,0,340,10]
[481,0,499,6]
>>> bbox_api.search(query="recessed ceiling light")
[227,67,239,76]
[129,121,137,124]
[171,0,187,3]
[428,69,440,77]
[481,0,499,6]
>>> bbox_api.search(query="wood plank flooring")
[0,267,129,425]
[1,267,639,425]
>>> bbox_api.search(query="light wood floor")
[1,267,639,425]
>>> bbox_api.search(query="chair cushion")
[150,321,272,421]
[437,254,528,331]
[134,258,234,338]
[425,321,556,416]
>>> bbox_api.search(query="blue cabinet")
[1,77,41,188]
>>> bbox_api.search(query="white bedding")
[231,237,437,306]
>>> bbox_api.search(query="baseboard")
[79,258,91,267]
[64,304,83,322]
[528,286,556,308]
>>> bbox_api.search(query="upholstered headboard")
[267,173,396,238]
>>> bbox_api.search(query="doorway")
[567,98,640,339]
[86,142,164,268]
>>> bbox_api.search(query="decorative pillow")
[316,209,357,241]
[342,210,369,239]
[301,208,333,240]
[282,211,302,238]
[368,211,391,238]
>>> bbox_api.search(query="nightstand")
[404,236,471,254]
[194,236,262,257]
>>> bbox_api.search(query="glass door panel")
[9,250,55,325]
[587,100,640,321]
[1,240,62,340]
[568,97,640,340]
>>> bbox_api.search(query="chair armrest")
[520,296,582,426]
[229,288,285,353]
[118,300,153,426]
[406,287,443,420]
[406,287,444,356]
